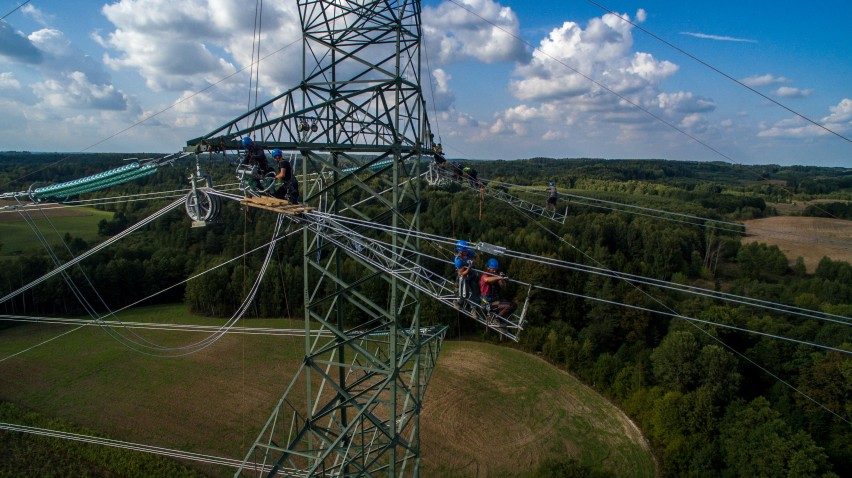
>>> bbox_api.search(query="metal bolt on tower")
[186,1,446,476]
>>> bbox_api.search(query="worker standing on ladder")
[453,240,478,309]
[546,180,557,210]
[479,258,516,326]
[272,149,300,204]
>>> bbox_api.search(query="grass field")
[743,216,852,272]
[421,342,655,477]
[0,203,113,256]
[0,305,655,477]
[768,198,851,215]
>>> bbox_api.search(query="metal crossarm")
[306,213,524,341]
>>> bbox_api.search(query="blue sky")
[0,0,849,166]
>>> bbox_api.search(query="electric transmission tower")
[187,1,446,476]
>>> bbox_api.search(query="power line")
[584,0,851,143]
[495,200,852,425]
[319,211,851,326]
[0,0,29,21]
[0,325,85,364]
[0,422,311,475]
[0,314,327,337]
[442,1,846,222]
[439,147,850,249]
[443,0,740,164]
[377,232,850,355]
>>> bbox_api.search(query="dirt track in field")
[743,216,852,272]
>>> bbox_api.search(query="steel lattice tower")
[188,1,445,476]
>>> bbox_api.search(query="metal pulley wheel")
[184,189,220,222]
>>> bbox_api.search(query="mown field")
[0,202,113,256]
[421,342,655,477]
[0,305,654,477]
[743,216,852,272]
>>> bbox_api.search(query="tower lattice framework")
[188,1,445,476]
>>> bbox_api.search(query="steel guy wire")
[0,198,185,305]
[0,422,313,475]
[0,314,328,337]
[317,211,850,325]
[32,199,173,350]
[483,176,745,228]
[426,171,851,320]
[497,181,850,248]
[0,178,415,360]
[503,199,852,425]
[334,221,850,355]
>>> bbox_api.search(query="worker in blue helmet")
[453,240,478,309]
[241,136,271,175]
[546,180,557,210]
[271,149,300,204]
[479,257,516,326]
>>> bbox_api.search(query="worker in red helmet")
[479,258,516,326]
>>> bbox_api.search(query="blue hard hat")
[455,240,469,252]
[486,258,499,269]
[271,149,283,158]
[241,137,253,147]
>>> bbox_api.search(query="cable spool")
[184,189,220,225]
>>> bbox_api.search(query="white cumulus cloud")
[758,98,852,138]
[423,0,526,64]
[775,86,812,98]
[429,68,456,111]
[741,73,788,87]
[21,4,52,26]
[23,28,131,112]
[99,0,301,91]
[482,10,711,144]
[509,12,678,103]
[0,21,43,64]
[32,71,128,110]
[657,91,716,113]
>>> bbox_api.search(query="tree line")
[0,155,849,476]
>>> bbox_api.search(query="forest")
[0,152,850,477]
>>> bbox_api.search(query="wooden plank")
[241,197,314,215]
